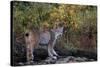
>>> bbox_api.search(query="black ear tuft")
[25,33,29,37]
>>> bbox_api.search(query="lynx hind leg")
[26,45,34,64]
[25,32,34,64]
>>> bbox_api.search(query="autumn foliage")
[12,1,97,53]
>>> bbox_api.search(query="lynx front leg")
[50,39,59,60]
[51,48,58,57]
[48,44,53,58]
[48,44,57,60]
[51,39,58,57]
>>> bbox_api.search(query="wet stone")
[17,56,95,66]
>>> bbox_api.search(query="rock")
[15,56,95,66]
[44,57,57,64]
[89,59,94,61]
[82,57,88,60]
[56,59,67,64]
[18,62,25,66]
[74,57,85,62]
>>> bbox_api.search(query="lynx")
[25,22,64,64]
